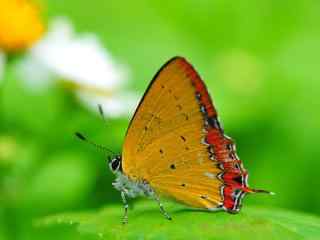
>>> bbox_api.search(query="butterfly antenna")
[75,132,115,156]
[98,104,108,124]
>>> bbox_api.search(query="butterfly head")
[108,155,122,173]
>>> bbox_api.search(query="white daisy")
[17,17,138,117]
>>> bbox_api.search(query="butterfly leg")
[154,194,172,221]
[120,190,129,224]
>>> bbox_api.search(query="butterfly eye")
[109,156,122,172]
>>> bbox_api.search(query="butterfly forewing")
[122,57,225,209]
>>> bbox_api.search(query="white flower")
[17,17,138,117]
[79,92,139,118]
[0,51,5,81]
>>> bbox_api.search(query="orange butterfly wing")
[122,57,259,212]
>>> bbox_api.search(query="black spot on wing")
[233,176,243,185]
[182,113,189,121]
[207,117,223,132]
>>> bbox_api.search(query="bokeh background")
[1,0,320,239]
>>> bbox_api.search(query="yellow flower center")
[0,0,44,52]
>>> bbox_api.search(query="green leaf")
[36,201,320,240]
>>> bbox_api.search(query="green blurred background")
[1,0,320,239]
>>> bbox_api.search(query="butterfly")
[77,56,271,224]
